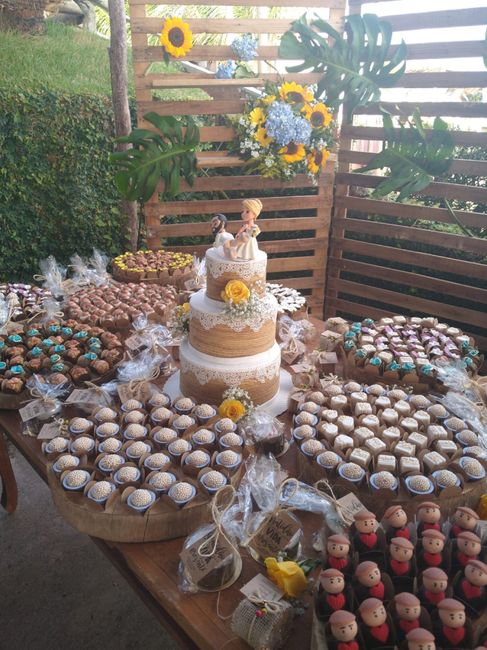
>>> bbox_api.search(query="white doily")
[207,257,267,281]
[191,295,276,332]
[179,356,281,386]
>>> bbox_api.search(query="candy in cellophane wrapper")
[36,255,74,300]
[0,294,12,334]
[277,315,308,365]
[184,256,206,294]
[239,409,289,457]
[179,485,243,593]
[231,594,294,650]
[70,248,110,290]
[20,374,70,437]
[241,456,303,562]
[116,348,171,404]
[125,315,174,362]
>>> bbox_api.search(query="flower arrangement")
[221,280,276,324]
[234,81,334,181]
[219,387,254,422]
[231,34,258,61]
[169,301,190,337]
[221,280,250,305]
[160,17,193,60]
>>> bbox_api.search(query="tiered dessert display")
[179,200,283,406]
[112,249,194,288]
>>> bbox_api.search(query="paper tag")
[248,510,300,559]
[240,573,283,602]
[336,493,368,527]
[125,334,145,351]
[180,529,234,585]
[290,363,313,374]
[66,388,101,405]
[38,422,62,440]
[19,400,53,423]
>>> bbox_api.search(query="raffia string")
[197,485,238,559]
[23,306,64,323]
[83,381,113,406]
[314,478,354,525]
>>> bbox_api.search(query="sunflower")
[160,17,193,58]
[279,81,313,105]
[279,142,306,164]
[303,102,332,129]
[254,127,273,147]
[262,94,276,105]
[307,148,330,174]
[249,107,265,126]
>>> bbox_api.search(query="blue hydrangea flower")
[231,34,258,61]
[215,60,236,79]
[293,116,312,145]
[265,101,297,146]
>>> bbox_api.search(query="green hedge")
[0,87,129,281]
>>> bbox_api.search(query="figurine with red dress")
[325,534,352,574]
[452,530,482,572]
[418,567,448,612]
[449,506,479,539]
[417,529,448,572]
[358,598,394,649]
[316,568,350,620]
[354,561,388,605]
[434,598,470,649]
[383,505,411,543]
[453,558,487,616]
[416,502,441,537]
[328,610,361,650]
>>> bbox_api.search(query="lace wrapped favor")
[278,316,307,365]
[231,594,294,650]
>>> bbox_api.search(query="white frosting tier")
[180,339,281,387]
[189,289,277,332]
[206,247,267,281]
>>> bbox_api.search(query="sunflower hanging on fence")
[160,17,193,60]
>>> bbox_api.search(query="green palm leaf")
[279,13,407,122]
[357,109,454,202]
[110,113,200,203]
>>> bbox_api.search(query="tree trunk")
[107,0,139,252]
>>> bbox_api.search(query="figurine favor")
[416,502,441,537]
[211,213,234,247]
[316,569,348,619]
[325,534,352,574]
[388,537,415,578]
[406,628,436,650]
[352,510,380,556]
[383,505,410,543]
[418,567,448,610]
[417,529,447,572]
[328,610,361,650]
[223,199,262,261]
[354,561,386,604]
[358,598,394,648]
[452,530,482,570]
[392,593,421,641]
[449,506,479,539]
[454,558,487,614]
[434,598,469,649]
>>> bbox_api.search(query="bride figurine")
[223,199,262,261]
[211,213,234,248]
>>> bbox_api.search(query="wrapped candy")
[278,316,308,365]
[35,255,74,299]
[239,409,288,457]
[231,592,294,650]
[116,348,171,403]
[70,249,110,290]
[184,256,206,293]
[20,374,70,436]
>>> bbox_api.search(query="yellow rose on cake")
[222,280,250,304]
[219,399,246,422]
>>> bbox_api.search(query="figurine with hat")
[358,598,395,649]
[452,530,483,573]
[353,561,393,606]
[316,568,352,620]
[390,593,431,643]
[433,598,472,649]
[328,610,362,650]
[449,506,480,539]
[416,529,449,573]
[387,537,415,592]
[453,558,487,617]
[416,502,442,537]
[325,534,353,575]
[223,198,262,261]
[382,506,411,544]
[418,568,449,612]
[351,510,383,562]
[406,628,436,650]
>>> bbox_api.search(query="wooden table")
[0,320,326,649]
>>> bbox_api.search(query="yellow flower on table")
[222,280,250,304]
[254,127,273,147]
[279,81,313,105]
[249,107,265,126]
[219,399,246,422]
[265,558,307,598]
[160,17,193,58]
[279,142,305,164]
[307,147,330,174]
[302,102,332,129]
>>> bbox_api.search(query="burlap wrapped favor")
[231,593,294,650]
[278,316,307,365]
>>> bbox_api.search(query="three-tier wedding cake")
[179,199,282,405]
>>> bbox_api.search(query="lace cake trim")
[206,256,267,280]
[180,357,281,386]
[191,295,276,332]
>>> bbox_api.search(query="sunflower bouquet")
[234,81,335,182]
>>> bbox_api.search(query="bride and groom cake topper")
[211,199,262,261]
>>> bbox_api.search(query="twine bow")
[197,485,238,559]
[83,381,113,406]
[247,589,287,615]
[24,306,64,323]
[314,479,353,525]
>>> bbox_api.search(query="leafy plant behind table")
[111,113,200,203]
[279,13,407,122]
[0,87,129,282]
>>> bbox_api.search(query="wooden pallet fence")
[128,0,346,315]
[325,1,487,347]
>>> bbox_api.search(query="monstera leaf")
[357,110,474,236]
[279,13,407,122]
[111,113,200,203]
[357,110,454,201]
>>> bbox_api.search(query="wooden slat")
[154,238,326,256]
[383,7,487,32]
[336,172,487,203]
[147,216,323,237]
[333,217,487,256]
[327,277,487,329]
[129,0,344,6]
[147,73,322,88]
[355,101,487,118]
[138,99,245,117]
[338,150,487,177]
[334,238,487,280]
[133,44,281,62]
[334,196,487,231]
[267,256,323,272]
[328,257,487,305]
[388,40,487,61]
[145,194,325,217]
[177,172,328,192]
[341,125,487,147]
[132,17,325,35]
[393,71,487,89]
